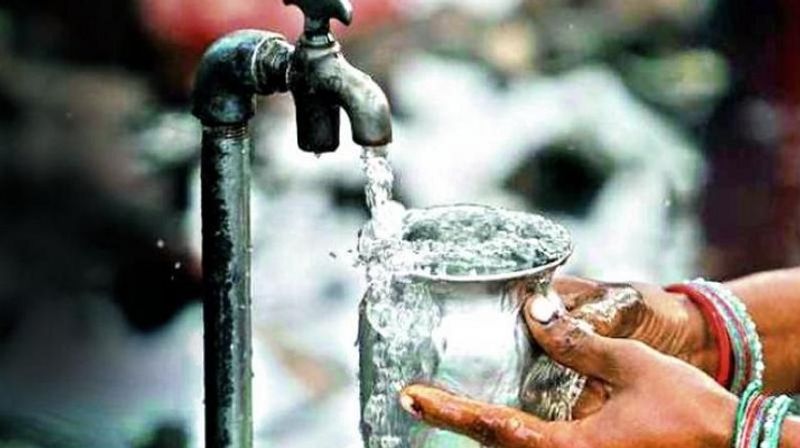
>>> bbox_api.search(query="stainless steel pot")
[359,245,582,448]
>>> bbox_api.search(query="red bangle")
[666,283,732,387]
[701,287,752,386]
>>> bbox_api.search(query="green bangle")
[721,306,748,395]
[714,282,765,386]
[693,279,764,394]
[734,381,764,447]
[760,395,794,448]
[750,396,774,448]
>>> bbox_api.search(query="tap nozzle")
[285,0,393,153]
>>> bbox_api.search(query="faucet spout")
[333,58,393,148]
[290,41,392,153]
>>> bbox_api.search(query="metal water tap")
[288,0,393,152]
[193,0,392,152]
[191,0,393,446]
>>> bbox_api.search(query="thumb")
[524,296,632,384]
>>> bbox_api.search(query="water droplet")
[174,261,182,270]
[156,239,165,249]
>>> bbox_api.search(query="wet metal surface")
[359,255,572,447]
[201,125,253,448]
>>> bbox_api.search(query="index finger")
[400,385,568,448]
[551,276,605,310]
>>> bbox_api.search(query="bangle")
[732,381,796,448]
[666,282,732,386]
[734,381,764,448]
[667,279,764,395]
[760,395,794,448]
[695,279,764,393]
[746,396,773,448]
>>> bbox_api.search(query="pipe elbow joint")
[192,30,293,126]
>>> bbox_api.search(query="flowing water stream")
[358,146,419,448]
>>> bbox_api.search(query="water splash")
[359,146,570,279]
[360,147,439,448]
[361,146,406,238]
[357,147,573,448]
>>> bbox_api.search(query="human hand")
[550,276,716,372]
[534,276,718,417]
[400,312,736,448]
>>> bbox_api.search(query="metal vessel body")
[360,257,569,447]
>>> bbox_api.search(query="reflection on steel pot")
[358,205,582,448]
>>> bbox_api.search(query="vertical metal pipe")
[201,124,253,448]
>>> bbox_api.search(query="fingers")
[551,276,605,310]
[569,286,645,338]
[524,307,631,384]
[550,277,646,339]
[400,384,566,448]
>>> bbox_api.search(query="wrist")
[708,390,738,448]
[666,279,764,392]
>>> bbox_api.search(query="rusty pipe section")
[193,31,294,448]
[200,124,253,448]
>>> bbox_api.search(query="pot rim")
[405,246,572,283]
[399,204,573,283]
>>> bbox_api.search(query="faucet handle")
[284,0,353,37]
